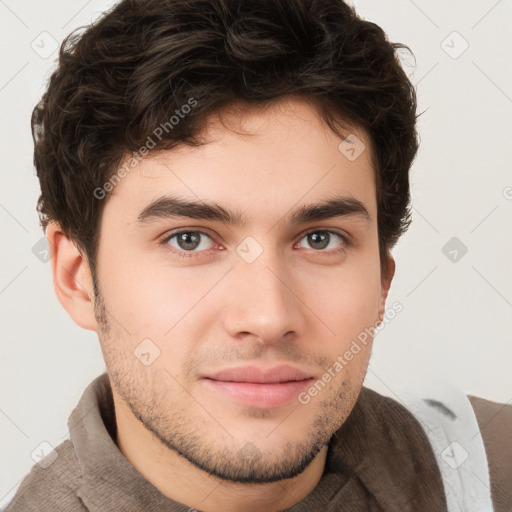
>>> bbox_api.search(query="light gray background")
[1,0,511,506]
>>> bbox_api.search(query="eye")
[296,230,348,253]
[161,230,215,255]
[159,228,350,259]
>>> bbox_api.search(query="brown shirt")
[5,373,511,511]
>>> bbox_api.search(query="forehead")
[103,97,377,227]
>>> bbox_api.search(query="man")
[5,0,511,510]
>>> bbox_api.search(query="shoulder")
[468,395,512,512]
[4,439,85,512]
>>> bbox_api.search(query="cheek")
[297,267,382,383]
[100,251,213,331]
[97,233,382,366]
[97,257,220,375]
[298,257,382,338]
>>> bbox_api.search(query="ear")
[377,252,395,324]
[46,221,99,331]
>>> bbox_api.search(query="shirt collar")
[68,373,446,511]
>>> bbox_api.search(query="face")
[93,97,391,483]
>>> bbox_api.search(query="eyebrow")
[136,194,371,227]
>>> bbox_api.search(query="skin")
[47,96,395,512]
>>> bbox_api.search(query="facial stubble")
[93,289,363,484]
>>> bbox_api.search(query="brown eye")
[164,231,214,253]
[297,230,346,252]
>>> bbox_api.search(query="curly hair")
[32,0,418,292]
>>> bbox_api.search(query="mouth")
[200,365,314,409]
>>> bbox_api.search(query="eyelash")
[158,228,351,259]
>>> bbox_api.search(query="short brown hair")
[32,0,418,293]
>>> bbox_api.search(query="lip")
[205,365,311,383]
[200,365,314,409]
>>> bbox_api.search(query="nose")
[221,251,305,346]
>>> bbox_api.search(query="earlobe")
[45,222,99,331]
[377,253,396,324]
